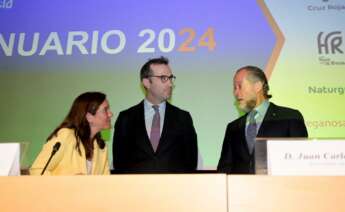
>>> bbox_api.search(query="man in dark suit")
[217,66,308,174]
[113,57,198,173]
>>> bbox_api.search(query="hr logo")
[317,31,343,54]
[0,0,13,9]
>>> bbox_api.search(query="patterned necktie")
[150,105,160,152]
[246,110,257,154]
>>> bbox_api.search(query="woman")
[30,92,113,175]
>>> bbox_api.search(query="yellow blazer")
[30,128,110,175]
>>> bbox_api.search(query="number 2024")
[137,27,216,53]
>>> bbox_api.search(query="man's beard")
[240,99,256,113]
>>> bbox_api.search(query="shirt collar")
[252,100,270,120]
[144,99,166,111]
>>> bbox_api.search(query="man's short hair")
[140,56,169,81]
[237,65,272,99]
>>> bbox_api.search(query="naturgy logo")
[0,0,13,9]
[317,31,343,54]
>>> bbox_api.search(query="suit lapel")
[238,114,251,155]
[257,103,277,137]
[138,101,156,155]
[155,102,170,153]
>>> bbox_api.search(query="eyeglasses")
[148,75,176,83]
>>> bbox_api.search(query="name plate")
[267,140,345,175]
[0,143,20,176]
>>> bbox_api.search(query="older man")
[217,66,308,174]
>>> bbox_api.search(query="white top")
[86,159,92,175]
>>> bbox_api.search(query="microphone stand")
[41,142,61,175]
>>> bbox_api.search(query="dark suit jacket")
[113,101,198,173]
[217,102,308,174]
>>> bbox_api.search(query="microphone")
[41,142,61,175]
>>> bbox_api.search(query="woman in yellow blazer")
[30,92,113,175]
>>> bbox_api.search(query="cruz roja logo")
[0,0,13,9]
[317,31,344,66]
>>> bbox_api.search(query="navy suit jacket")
[217,102,308,174]
[113,101,198,173]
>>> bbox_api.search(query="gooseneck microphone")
[41,142,61,175]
